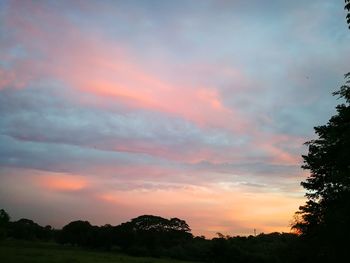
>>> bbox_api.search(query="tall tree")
[346,0,350,28]
[59,220,94,246]
[0,209,10,239]
[293,74,350,260]
[0,209,10,225]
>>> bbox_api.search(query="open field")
[0,240,193,263]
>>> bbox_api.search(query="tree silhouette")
[113,215,192,256]
[10,218,50,240]
[131,215,171,232]
[169,217,191,232]
[0,209,10,224]
[59,220,94,246]
[293,74,350,260]
[0,209,10,239]
[346,0,350,28]
[129,215,191,233]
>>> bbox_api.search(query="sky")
[0,0,349,238]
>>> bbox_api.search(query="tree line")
[1,209,299,262]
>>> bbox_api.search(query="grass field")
[0,239,192,263]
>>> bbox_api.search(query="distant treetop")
[129,215,191,233]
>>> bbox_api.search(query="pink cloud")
[4,1,306,168]
[3,0,251,134]
[36,174,88,192]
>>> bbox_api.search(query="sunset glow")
[1,0,349,238]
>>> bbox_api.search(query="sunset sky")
[0,0,349,238]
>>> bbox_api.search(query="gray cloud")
[0,84,252,162]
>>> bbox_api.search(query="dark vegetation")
[0,210,298,262]
[291,73,350,262]
[0,239,189,263]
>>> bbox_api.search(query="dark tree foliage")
[59,220,94,247]
[130,215,191,233]
[293,74,350,261]
[9,218,53,240]
[57,220,118,249]
[0,209,10,239]
[346,0,350,28]
[1,209,300,262]
[114,215,192,257]
[169,217,191,232]
[206,233,298,263]
[0,209,10,224]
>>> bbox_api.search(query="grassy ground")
[0,239,191,263]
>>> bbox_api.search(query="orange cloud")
[37,175,88,192]
[0,167,305,237]
[97,183,304,237]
